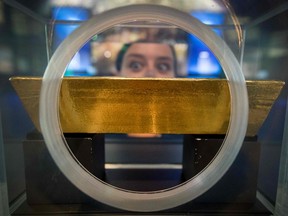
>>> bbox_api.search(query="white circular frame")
[40,4,248,212]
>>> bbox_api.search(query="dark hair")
[115,43,133,71]
[115,41,178,75]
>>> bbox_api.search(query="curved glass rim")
[40,4,248,212]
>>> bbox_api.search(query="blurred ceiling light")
[104,50,112,58]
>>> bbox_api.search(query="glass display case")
[0,0,287,215]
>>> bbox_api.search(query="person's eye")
[157,63,171,72]
[129,61,143,72]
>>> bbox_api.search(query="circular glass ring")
[40,4,248,212]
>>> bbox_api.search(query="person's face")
[120,43,175,78]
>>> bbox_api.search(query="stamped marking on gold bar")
[10,77,284,136]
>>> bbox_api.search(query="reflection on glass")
[52,6,92,76]
[187,11,225,78]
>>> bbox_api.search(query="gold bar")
[10,77,284,136]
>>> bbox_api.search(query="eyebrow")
[125,54,145,59]
[156,57,173,62]
[126,54,173,62]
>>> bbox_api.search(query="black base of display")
[182,135,260,204]
[13,198,272,215]
[18,131,264,214]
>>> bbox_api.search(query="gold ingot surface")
[10,77,284,136]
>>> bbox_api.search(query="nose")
[144,62,156,77]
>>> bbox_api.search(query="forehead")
[125,43,173,59]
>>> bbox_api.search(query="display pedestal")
[183,135,260,204]
[17,132,270,215]
[23,132,105,204]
